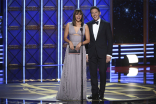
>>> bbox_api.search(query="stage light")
[58,0,61,81]
[121,52,144,55]
[113,45,118,47]
[5,0,8,84]
[60,0,63,76]
[127,68,138,77]
[23,0,26,84]
[122,54,138,67]
[78,0,80,8]
[23,0,25,67]
[94,0,96,6]
[57,79,60,81]
[115,54,139,67]
[126,55,138,63]
[121,44,144,47]
[121,48,144,51]
[23,67,25,83]
[23,100,25,104]
[40,0,43,82]
[146,44,154,46]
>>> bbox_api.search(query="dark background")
[0,0,3,15]
[113,0,143,43]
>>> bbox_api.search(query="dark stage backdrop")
[149,0,156,43]
[113,0,143,43]
[0,0,2,15]
[4,0,111,82]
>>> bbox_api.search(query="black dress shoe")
[88,95,99,100]
[92,100,100,104]
[87,95,93,99]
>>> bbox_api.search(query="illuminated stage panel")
[109,65,156,84]
[0,82,155,101]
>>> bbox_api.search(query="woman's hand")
[75,42,82,51]
[69,41,74,50]
[86,55,89,62]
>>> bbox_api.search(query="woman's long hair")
[72,9,84,26]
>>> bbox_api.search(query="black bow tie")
[93,21,99,25]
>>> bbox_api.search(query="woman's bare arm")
[64,23,74,50]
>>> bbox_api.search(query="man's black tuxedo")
[86,19,113,58]
[86,19,113,97]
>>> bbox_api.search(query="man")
[86,6,113,100]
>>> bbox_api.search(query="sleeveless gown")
[56,22,87,100]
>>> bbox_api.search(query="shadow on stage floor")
[0,82,156,104]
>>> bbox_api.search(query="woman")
[56,9,90,100]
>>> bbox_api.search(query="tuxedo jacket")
[86,19,113,58]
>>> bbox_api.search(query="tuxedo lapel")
[90,21,95,41]
[96,20,104,40]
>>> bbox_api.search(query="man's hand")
[106,56,111,63]
[86,55,89,62]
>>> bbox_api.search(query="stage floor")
[0,82,156,103]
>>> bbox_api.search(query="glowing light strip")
[40,0,43,82]
[94,0,96,6]
[23,0,25,83]
[146,48,154,50]
[60,0,63,75]
[111,57,118,59]
[112,53,118,55]
[121,44,144,47]
[146,55,154,57]
[113,49,118,51]
[5,0,8,84]
[23,100,25,104]
[146,44,154,46]
[146,52,154,54]
[121,52,144,55]
[121,48,144,51]
[58,0,60,81]
[110,59,112,82]
[113,45,118,47]
[121,55,154,58]
[23,67,25,83]
[6,99,8,104]
[121,48,154,51]
[137,56,144,58]
[77,0,80,9]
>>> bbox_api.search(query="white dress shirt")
[93,18,101,40]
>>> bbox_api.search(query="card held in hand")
[69,46,80,54]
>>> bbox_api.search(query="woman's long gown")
[56,22,87,100]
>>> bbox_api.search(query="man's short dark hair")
[90,6,100,13]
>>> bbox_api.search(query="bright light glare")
[57,79,60,81]
[126,55,138,63]
[127,68,138,77]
